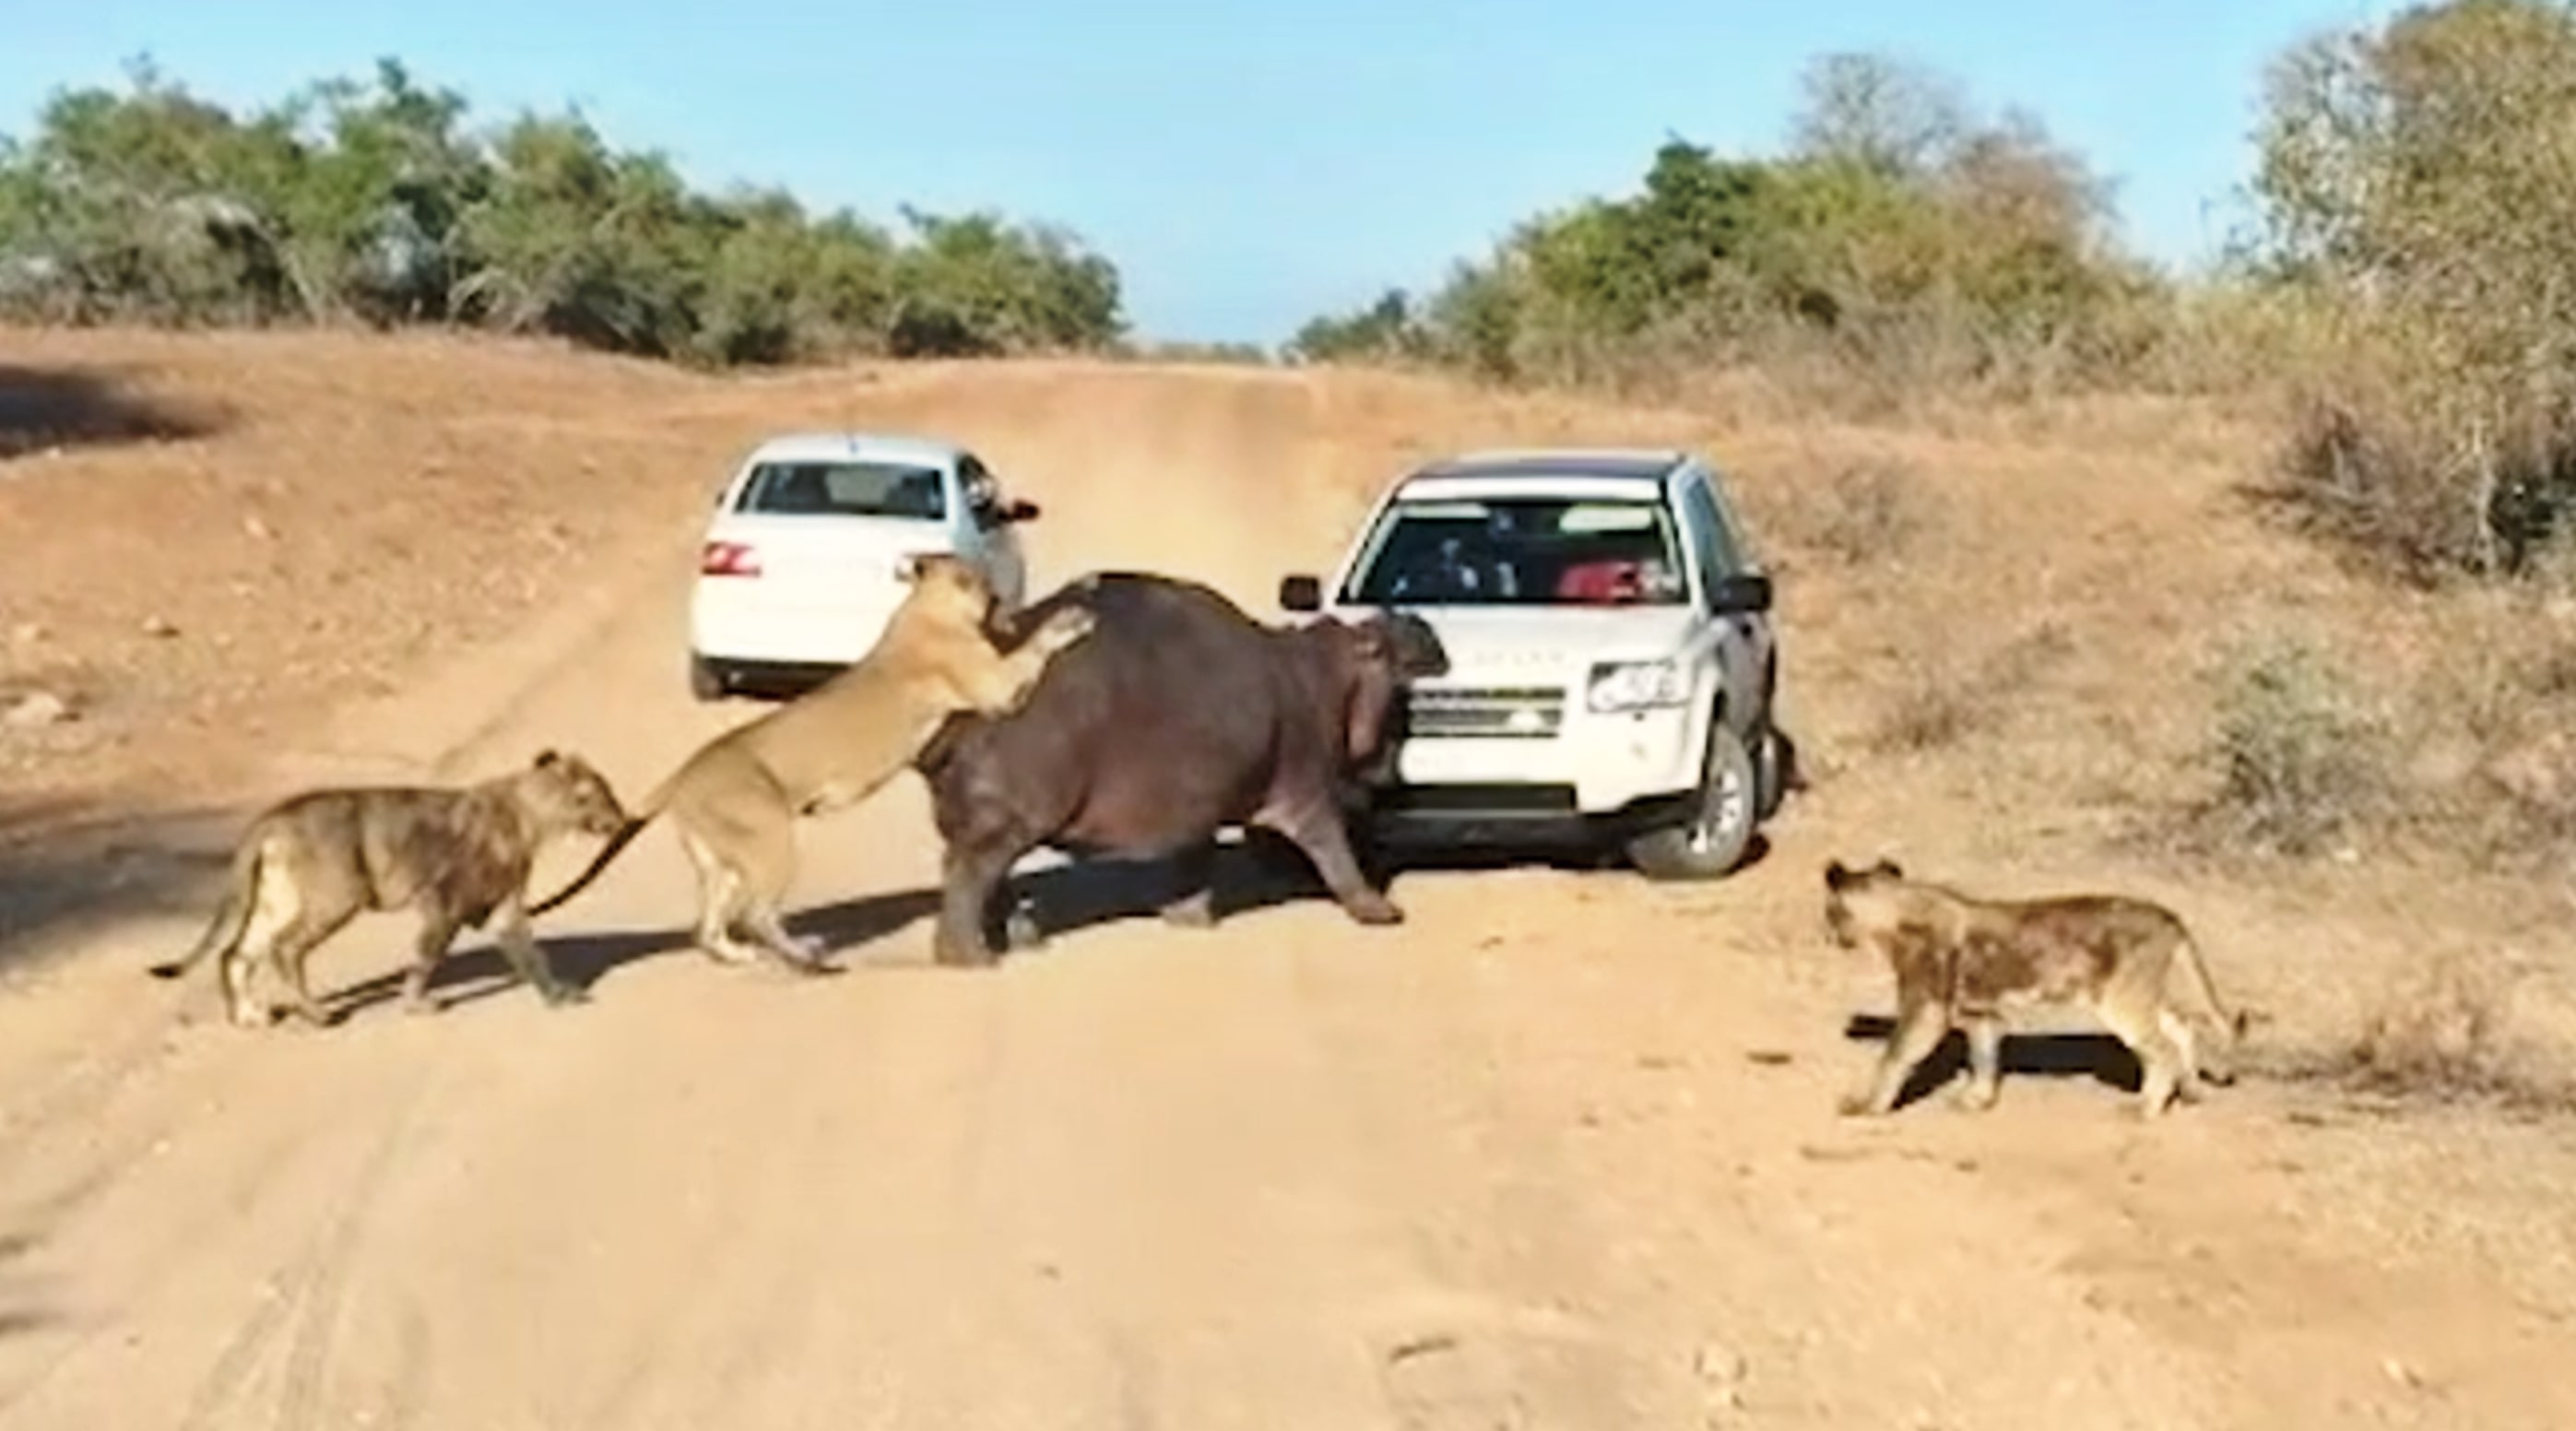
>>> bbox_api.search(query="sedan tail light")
[701,540,761,577]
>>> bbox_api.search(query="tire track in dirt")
[265,1058,441,1431]
[0,1032,433,1430]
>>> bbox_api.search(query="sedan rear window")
[736,460,947,520]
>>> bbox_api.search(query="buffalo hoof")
[1159,895,1218,929]
[540,983,591,1008]
[931,924,1000,968]
[1003,899,1046,952]
[1344,893,1405,927]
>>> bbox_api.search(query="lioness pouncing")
[527,553,1095,971]
[148,749,631,1028]
[1821,857,2251,1120]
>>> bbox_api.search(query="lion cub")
[528,553,1096,971]
[1821,857,2251,1119]
[149,750,631,1029]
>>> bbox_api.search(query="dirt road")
[0,359,2570,1429]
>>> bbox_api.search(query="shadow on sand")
[1840,1012,2145,1110]
[0,364,225,461]
[0,795,249,975]
[316,830,1746,1021]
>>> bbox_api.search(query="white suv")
[687,432,1040,700]
[1279,448,1788,879]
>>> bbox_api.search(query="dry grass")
[2349,952,2532,1096]
[1866,620,2074,754]
[2253,948,2576,1115]
[1778,455,1949,569]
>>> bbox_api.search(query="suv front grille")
[1406,684,1566,739]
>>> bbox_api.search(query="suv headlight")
[1586,659,1688,713]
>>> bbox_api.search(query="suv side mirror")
[1707,572,1772,615]
[976,497,1041,529]
[1278,574,1323,612]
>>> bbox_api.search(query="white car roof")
[1391,472,1672,503]
[1387,449,1686,504]
[739,432,965,468]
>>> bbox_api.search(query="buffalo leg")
[1257,800,1401,927]
[934,835,1028,968]
[1159,840,1221,928]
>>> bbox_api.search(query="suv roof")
[1408,448,1689,484]
[741,432,965,467]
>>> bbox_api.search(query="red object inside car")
[1555,560,1644,603]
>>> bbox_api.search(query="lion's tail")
[2174,925,2254,1047]
[525,771,676,917]
[150,834,264,981]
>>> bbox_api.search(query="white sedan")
[687,432,1041,701]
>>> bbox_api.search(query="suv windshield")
[736,460,947,520]
[1343,495,1687,606]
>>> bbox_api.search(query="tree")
[2248,0,2576,574]
[1787,51,1972,180]
[1284,289,1426,364]
[0,56,1130,364]
[1283,48,2157,397]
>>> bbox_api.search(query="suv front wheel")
[1626,722,1758,881]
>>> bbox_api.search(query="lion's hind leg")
[726,819,836,976]
[2159,1007,2212,1104]
[222,847,313,1028]
[677,828,770,967]
[264,902,360,1030]
[2097,976,2192,1119]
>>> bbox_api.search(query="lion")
[526,552,1097,971]
[1820,857,2253,1120]
[148,749,631,1029]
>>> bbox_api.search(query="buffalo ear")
[535,748,563,769]
[1873,857,1905,881]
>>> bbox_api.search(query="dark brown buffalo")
[914,570,1448,966]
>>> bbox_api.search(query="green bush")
[1285,51,2163,402]
[0,56,1127,365]
[2202,633,2394,857]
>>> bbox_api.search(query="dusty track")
[0,346,2571,1428]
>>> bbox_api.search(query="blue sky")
[3,0,2399,345]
